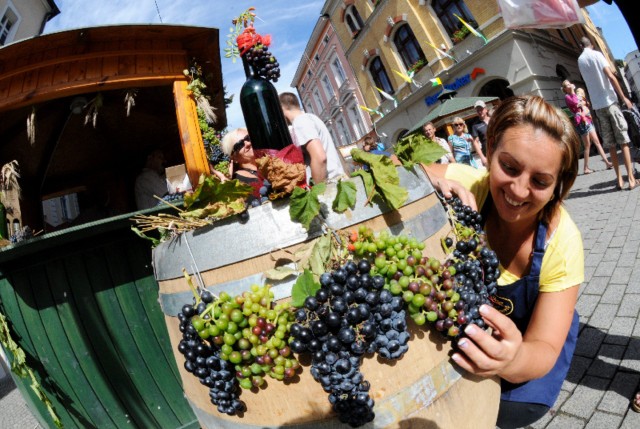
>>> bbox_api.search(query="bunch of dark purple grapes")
[289,259,409,427]
[177,291,245,416]
[244,43,280,82]
[204,139,229,165]
[439,197,500,337]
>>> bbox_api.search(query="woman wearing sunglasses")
[218,128,264,196]
[448,116,484,168]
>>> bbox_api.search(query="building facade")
[0,0,59,46]
[301,0,616,144]
[624,50,640,104]
[291,14,373,157]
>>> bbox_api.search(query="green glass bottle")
[239,56,292,150]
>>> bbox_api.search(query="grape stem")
[183,268,201,305]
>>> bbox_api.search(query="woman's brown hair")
[486,95,579,224]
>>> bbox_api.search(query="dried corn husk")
[84,93,103,128]
[1,160,21,198]
[196,96,217,124]
[124,89,137,117]
[27,107,36,146]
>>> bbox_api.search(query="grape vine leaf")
[264,265,298,281]
[394,132,447,168]
[289,182,326,230]
[351,169,378,205]
[308,233,332,276]
[350,149,408,210]
[130,226,160,247]
[332,179,357,213]
[182,175,253,219]
[291,269,320,307]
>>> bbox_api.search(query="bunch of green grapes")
[347,221,498,339]
[186,284,300,390]
[349,226,426,280]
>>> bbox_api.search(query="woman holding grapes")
[425,95,583,429]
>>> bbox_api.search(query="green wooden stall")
[0,214,198,429]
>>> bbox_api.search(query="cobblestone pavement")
[1,154,640,429]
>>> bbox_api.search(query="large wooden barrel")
[153,166,500,428]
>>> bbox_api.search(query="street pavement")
[1,154,640,429]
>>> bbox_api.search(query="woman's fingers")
[452,305,523,376]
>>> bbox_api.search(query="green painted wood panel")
[0,221,198,429]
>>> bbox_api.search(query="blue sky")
[44,1,638,130]
[586,1,638,59]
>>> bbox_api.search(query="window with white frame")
[331,57,347,88]
[313,90,323,111]
[306,103,314,115]
[322,75,336,100]
[329,128,338,147]
[0,7,19,46]
[369,56,394,98]
[345,5,365,36]
[393,23,427,71]
[433,0,475,38]
[337,118,351,145]
[348,104,366,139]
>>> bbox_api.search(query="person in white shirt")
[279,92,345,185]
[423,121,455,164]
[578,36,636,190]
[135,149,170,209]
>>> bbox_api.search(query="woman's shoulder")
[548,206,582,248]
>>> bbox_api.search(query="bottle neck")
[241,55,254,79]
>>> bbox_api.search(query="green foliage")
[182,175,253,220]
[350,149,408,210]
[291,269,320,307]
[0,312,63,428]
[394,133,448,169]
[224,7,257,62]
[332,179,357,213]
[289,183,326,230]
[407,58,427,75]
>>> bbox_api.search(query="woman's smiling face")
[488,124,562,225]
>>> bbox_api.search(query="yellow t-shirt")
[445,164,584,292]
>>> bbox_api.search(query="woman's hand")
[451,305,523,379]
[431,176,478,211]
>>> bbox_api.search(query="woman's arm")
[452,285,579,383]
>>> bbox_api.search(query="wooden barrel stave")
[154,166,500,428]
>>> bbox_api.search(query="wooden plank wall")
[0,230,198,429]
[0,34,188,112]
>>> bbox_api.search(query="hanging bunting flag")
[359,104,384,117]
[454,14,488,44]
[393,69,413,84]
[375,87,398,108]
[425,41,458,63]
[429,77,442,87]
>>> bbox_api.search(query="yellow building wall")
[332,0,604,113]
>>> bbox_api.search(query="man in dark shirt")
[470,100,489,166]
